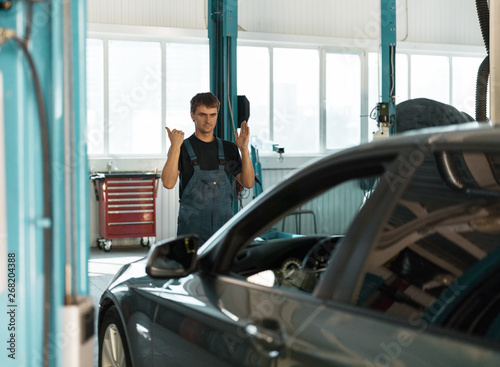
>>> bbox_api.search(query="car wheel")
[99,306,132,367]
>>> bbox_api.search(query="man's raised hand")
[166,127,185,148]
[235,121,250,152]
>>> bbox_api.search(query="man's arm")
[162,127,184,189]
[235,121,255,188]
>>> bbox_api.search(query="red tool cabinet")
[91,172,160,252]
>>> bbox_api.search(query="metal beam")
[0,1,88,365]
[380,0,397,134]
[208,0,238,142]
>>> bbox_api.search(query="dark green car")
[99,123,500,367]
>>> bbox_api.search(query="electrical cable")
[17,35,52,367]
[3,24,52,367]
[389,45,395,101]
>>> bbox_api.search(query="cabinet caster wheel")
[140,237,154,248]
[102,240,112,252]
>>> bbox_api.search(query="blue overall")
[177,138,234,243]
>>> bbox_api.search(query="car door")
[210,273,500,367]
[150,271,283,367]
[210,137,500,366]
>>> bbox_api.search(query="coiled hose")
[475,0,490,122]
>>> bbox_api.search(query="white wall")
[88,0,484,46]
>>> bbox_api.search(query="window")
[411,55,450,104]
[395,54,409,103]
[86,39,104,155]
[273,48,319,153]
[108,40,162,155]
[165,43,210,142]
[238,46,270,144]
[86,34,486,157]
[452,56,484,119]
[325,52,361,149]
[231,175,379,292]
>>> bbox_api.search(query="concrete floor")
[89,245,150,366]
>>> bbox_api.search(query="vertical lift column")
[0,1,90,366]
[208,0,239,142]
[208,0,239,212]
[208,1,264,205]
[375,0,397,137]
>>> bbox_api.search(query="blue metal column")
[208,0,238,142]
[379,0,397,134]
[0,1,88,366]
[65,0,89,298]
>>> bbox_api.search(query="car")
[98,123,500,367]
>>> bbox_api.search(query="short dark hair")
[190,92,220,114]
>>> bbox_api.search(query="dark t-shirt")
[177,134,242,198]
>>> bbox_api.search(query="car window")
[356,151,500,342]
[229,175,380,293]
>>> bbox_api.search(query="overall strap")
[183,139,198,166]
[216,138,225,165]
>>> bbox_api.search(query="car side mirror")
[145,235,199,278]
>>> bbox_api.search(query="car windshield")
[231,174,381,291]
[261,177,378,239]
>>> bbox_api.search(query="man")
[162,92,255,243]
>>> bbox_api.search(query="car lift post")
[208,1,265,208]
[208,0,239,143]
[376,0,397,136]
[0,1,90,366]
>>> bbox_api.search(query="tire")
[99,306,133,367]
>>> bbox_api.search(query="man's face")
[192,105,218,134]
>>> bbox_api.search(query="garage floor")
[89,246,149,366]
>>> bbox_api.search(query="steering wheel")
[301,236,343,271]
